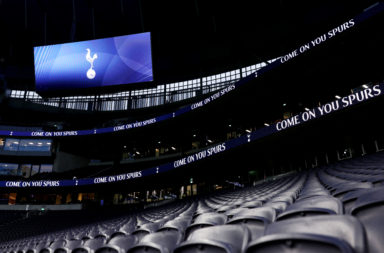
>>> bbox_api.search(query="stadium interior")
[0,0,384,252]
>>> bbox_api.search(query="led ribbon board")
[34,32,153,95]
[1,83,383,188]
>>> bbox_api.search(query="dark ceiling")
[0,0,379,90]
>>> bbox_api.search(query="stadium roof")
[0,0,379,90]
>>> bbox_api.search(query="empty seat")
[128,230,183,253]
[132,222,162,241]
[95,235,137,253]
[341,188,374,213]
[350,187,384,253]
[332,182,373,199]
[119,223,136,235]
[227,207,276,240]
[87,231,104,240]
[216,205,237,213]
[228,207,276,226]
[192,202,213,219]
[157,217,191,234]
[225,208,249,219]
[276,196,343,221]
[269,195,294,205]
[26,242,50,253]
[240,200,263,209]
[39,240,67,253]
[246,215,367,253]
[109,232,127,240]
[98,230,115,239]
[72,232,89,241]
[262,201,288,213]
[185,212,227,238]
[72,238,106,253]
[175,225,251,253]
[297,189,330,200]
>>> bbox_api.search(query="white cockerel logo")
[86,48,98,79]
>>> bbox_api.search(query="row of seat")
[0,151,383,252]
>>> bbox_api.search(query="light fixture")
[283,103,287,107]
[246,129,251,133]
[136,151,140,155]
[362,84,369,89]
[123,146,127,148]
[158,141,161,144]
[37,142,43,145]
[29,142,34,145]
[305,108,310,111]
[335,95,341,99]
[193,134,196,137]
[171,147,176,151]
[207,139,213,143]
[264,123,270,127]
[228,124,232,127]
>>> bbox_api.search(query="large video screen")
[34,32,153,95]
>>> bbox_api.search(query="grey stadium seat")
[127,230,183,253]
[175,224,251,253]
[276,195,343,221]
[54,239,83,253]
[227,207,276,239]
[185,212,227,238]
[240,200,263,209]
[341,188,374,214]
[332,182,373,199]
[72,238,106,253]
[95,234,137,253]
[262,201,288,213]
[350,187,384,253]
[39,240,67,253]
[157,217,191,234]
[246,215,367,253]
[132,222,162,241]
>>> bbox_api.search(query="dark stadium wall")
[53,150,89,173]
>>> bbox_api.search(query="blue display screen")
[34,32,153,94]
